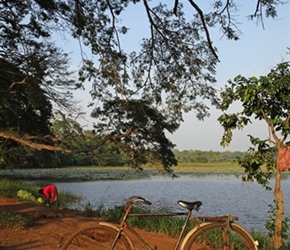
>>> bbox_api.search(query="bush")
[0,209,32,228]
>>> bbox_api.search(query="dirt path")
[0,196,178,249]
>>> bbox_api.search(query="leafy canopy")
[0,0,285,170]
[218,61,290,187]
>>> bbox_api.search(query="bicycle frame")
[62,196,257,250]
[110,201,193,250]
[108,196,239,250]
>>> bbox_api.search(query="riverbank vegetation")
[1,161,288,182]
[1,179,288,249]
[0,179,81,208]
[0,161,260,182]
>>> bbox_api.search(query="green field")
[0,161,262,182]
[173,162,243,174]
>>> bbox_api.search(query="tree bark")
[0,131,73,153]
[273,166,284,249]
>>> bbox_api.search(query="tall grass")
[0,178,38,198]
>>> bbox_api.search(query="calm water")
[54,175,290,232]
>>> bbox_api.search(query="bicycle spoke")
[184,223,257,250]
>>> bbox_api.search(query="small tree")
[218,60,290,248]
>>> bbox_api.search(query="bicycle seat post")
[173,209,193,250]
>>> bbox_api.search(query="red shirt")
[42,184,57,198]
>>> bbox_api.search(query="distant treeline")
[12,147,246,169]
[173,149,246,163]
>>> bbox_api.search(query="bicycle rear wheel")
[183,222,257,250]
[62,225,132,250]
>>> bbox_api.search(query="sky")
[168,2,290,152]
[65,1,290,152]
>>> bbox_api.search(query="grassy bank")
[0,179,82,229]
[0,179,81,208]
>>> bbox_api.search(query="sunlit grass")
[173,162,243,174]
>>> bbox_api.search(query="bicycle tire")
[182,222,258,250]
[62,225,133,250]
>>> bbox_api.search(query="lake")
[53,174,290,232]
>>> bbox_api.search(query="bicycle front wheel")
[183,222,257,250]
[62,225,133,250]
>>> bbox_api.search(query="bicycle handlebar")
[127,196,152,205]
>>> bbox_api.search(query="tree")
[0,0,285,171]
[0,1,79,165]
[218,61,290,248]
[0,59,53,167]
[51,113,128,167]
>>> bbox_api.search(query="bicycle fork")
[108,203,131,250]
[108,226,124,250]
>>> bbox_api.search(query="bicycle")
[62,196,258,249]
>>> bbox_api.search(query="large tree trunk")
[273,168,284,249]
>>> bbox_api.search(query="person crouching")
[39,184,58,206]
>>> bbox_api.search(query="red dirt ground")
[0,196,180,249]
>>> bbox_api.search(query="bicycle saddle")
[177,200,202,211]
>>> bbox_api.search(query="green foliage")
[250,231,276,250]
[0,209,32,229]
[237,145,275,190]
[0,58,54,168]
[0,59,53,135]
[17,190,38,204]
[0,179,39,198]
[106,206,126,223]
[56,191,82,209]
[79,202,103,217]
[16,189,44,205]
[219,61,290,185]
[1,0,283,173]
[92,99,178,172]
[173,149,246,163]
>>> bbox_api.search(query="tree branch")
[187,0,220,62]
[9,77,27,89]
[0,131,74,153]
[260,108,281,146]
[0,126,135,156]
